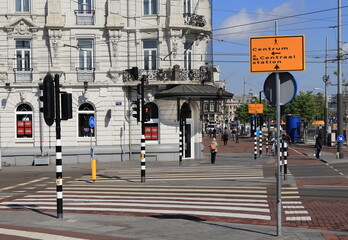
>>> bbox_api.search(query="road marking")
[24,195,269,202]
[0,227,88,240]
[0,177,49,191]
[283,206,305,209]
[286,216,311,221]
[0,205,271,220]
[36,191,269,198]
[284,210,309,214]
[1,201,270,213]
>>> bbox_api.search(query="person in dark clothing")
[315,133,323,159]
[222,132,229,146]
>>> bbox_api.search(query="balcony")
[13,68,33,83]
[183,13,206,27]
[75,10,95,25]
[77,68,95,82]
[123,66,212,83]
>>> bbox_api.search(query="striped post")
[259,130,263,157]
[254,131,257,160]
[54,74,63,218]
[140,76,146,183]
[179,123,183,166]
[141,134,146,182]
[266,135,269,155]
[280,140,283,173]
[283,141,288,180]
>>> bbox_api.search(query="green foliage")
[285,91,317,125]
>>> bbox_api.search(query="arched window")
[78,103,95,137]
[144,102,159,141]
[16,103,33,138]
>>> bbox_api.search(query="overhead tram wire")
[213,5,348,32]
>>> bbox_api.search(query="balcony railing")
[77,68,95,82]
[74,10,95,25]
[183,13,206,27]
[123,66,212,83]
[13,68,33,83]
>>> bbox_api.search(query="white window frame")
[78,39,94,70]
[144,0,157,15]
[209,102,215,112]
[16,39,31,71]
[143,40,157,70]
[15,103,33,139]
[184,42,192,70]
[77,103,95,138]
[16,0,30,12]
[183,0,191,14]
[78,0,93,13]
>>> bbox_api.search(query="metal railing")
[74,10,95,25]
[13,68,33,83]
[123,67,211,83]
[183,13,206,27]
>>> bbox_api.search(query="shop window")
[144,102,159,140]
[78,103,95,137]
[16,103,33,138]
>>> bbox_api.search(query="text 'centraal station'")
[250,35,305,73]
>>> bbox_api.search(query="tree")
[285,91,316,125]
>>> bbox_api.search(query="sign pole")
[275,21,282,237]
[54,74,63,219]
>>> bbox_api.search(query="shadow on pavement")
[6,204,56,218]
[151,214,275,237]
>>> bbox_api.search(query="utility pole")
[337,0,344,158]
[323,37,329,146]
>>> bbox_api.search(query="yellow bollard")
[91,159,97,182]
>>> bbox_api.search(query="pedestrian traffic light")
[144,106,151,122]
[39,74,55,126]
[61,92,73,120]
[132,99,140,122]
[126,67,139,80]
[181,114,187,125]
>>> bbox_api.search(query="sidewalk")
[1,137,347,239]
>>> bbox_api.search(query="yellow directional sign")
[248,104,263,114]
[250,35,305,73]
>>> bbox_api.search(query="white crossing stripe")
[0,227,88,240]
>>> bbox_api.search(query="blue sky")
[212,0,348,97]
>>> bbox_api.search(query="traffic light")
[61,93,73,120]
[144,106,151,122]
[126,67,139,80]
[39,74,55,126]
[181,113,187,125]
[131,99,140,122]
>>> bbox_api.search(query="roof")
[154,85,234,100]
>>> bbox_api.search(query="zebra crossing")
[0,165,311,223]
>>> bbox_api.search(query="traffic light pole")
[140,76,146,183]
[54,74,63,218]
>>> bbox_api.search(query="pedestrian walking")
[209,138,218,164]
[222,132,229,146]
[314,132,323,159]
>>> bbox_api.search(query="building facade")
[0,0,230,165]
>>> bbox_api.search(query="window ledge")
[15,138,34,143]
[78,137,96,142]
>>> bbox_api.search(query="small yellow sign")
[248,104,264,114]
[250,35,305,72]
[56,178,62,185]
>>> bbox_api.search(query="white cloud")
[216,3,296,41]
[343,42,348,53]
